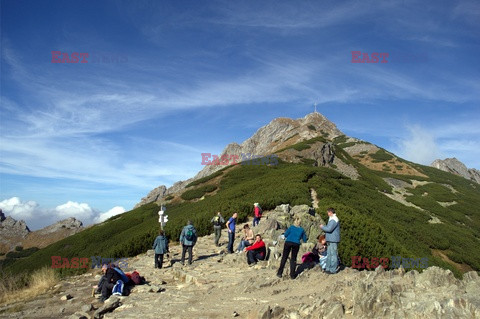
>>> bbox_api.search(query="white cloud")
[54,201,97,221]
[0,197,39,220]
[394,125,442,165]
[94,206,126,224]
[0,197,127,230]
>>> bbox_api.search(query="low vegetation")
[2,139,479,281]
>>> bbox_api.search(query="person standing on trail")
[253,203,262,227]
[179,220,197,265]
[211,212,225,247]
[277,218,307,279]
[320,207,340,274]
[225,212,238,253]
[152,229,169,269]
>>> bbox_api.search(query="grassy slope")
[3,141,479,278]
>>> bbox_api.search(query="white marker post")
[158,205,168,230]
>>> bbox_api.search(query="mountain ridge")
[431,157,480,184]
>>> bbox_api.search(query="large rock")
[431,158,480,184]
[37,217,83,235]
[134,185,167,208]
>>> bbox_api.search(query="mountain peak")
[431,158,480,184]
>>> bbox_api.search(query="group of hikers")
[96,204,340,301]
[152,203,341,278]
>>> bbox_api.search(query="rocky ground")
[1,209,479,319]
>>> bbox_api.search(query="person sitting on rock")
[277,218,308,279]
[236,224,254,253]
[152,229,169,269]
[211,212,225,247]
[179,220,197,265]
[312,235,328,270]
[94,263,120,302]
[245,234,266,265]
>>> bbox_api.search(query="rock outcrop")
[134,185,167,209]
[194,112,343,180]
[431,158,480,184]
[35,217,83,235]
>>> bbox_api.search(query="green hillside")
[3,141,479,279]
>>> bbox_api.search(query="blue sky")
[1,0,479,229]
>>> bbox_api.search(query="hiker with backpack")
[236,224,254,253]
[152,229,169,269]
[225,212,238,254]
[320,207,341,274]
[245,234,266,265]
[179,220,197,265]
[211,212,225,247]
[277,218,308,279]
[253,203,262,227]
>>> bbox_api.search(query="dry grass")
[0,267,59,305]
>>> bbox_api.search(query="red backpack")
[126,270,142,284]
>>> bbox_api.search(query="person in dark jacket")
[152,229,169,269]
[179,220,197,265]
[211,212,225,246]
[245,234,266,265]
[277,218,308,279]
[98,263,120,302]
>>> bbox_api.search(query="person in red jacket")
[245,234,266,265]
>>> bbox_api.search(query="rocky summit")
[1,207,479,319]
[431,158,480,184]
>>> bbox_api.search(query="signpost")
[158,205,168,230]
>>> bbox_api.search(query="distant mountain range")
[0,209,83,254]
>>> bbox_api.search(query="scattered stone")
[93,296,122,319]
[81,304,94,312]
[232,310,239,317]
[61,294,73,301]
[69,312,89,319]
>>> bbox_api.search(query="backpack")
[113,266,130,284]
[112,279,124,296]
[185,228,194,241]
[130,271,141,285]
[213,216,221,226]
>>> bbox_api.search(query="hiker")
[245,234,266,265]
[225,212,238,253]
[211,212,225,246]
[236,224,254,253]
[312,235,328,270]
[320,207,341,274]
[152,229,169,269]
[179,220,197,265]
[94,263,120,302]
[277,218,307,279]
[253,203,262,227]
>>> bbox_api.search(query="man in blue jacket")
[320,207,340,274]
[179,220,197,265]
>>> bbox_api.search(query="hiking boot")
[276,273,282,279]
